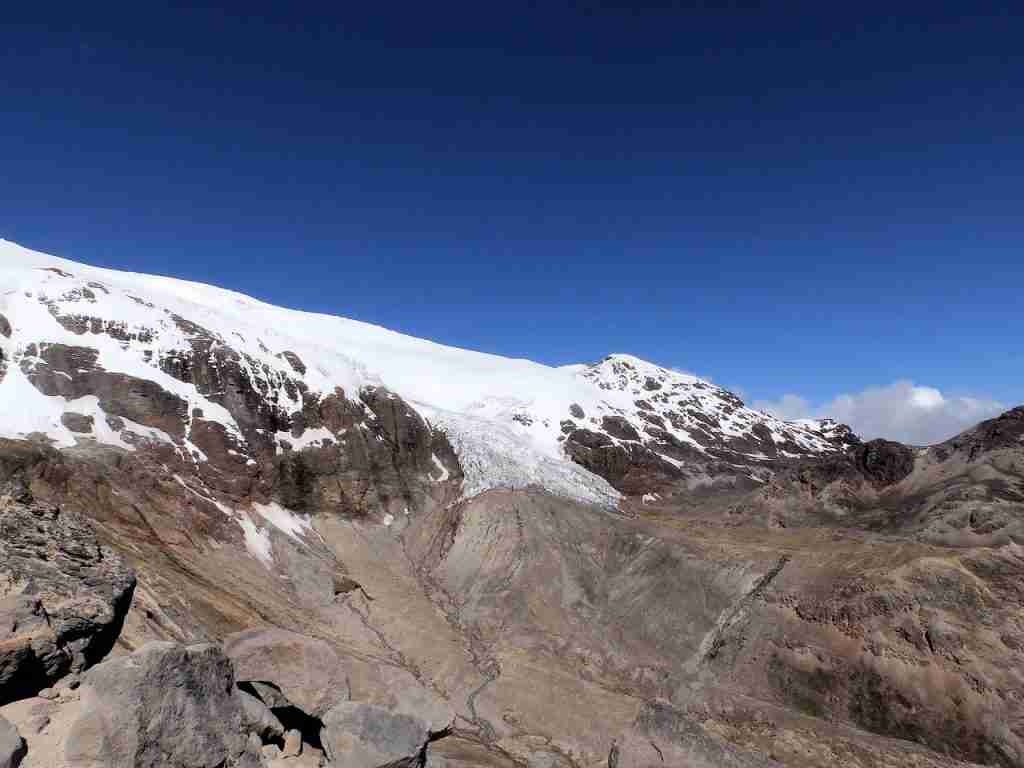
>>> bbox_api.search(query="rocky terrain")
[0,240,1021,767]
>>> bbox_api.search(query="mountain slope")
[0,238,853,512]
[734,407,1024,544]
[5,239,1018,768]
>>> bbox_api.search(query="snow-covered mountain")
[0,239,855,510]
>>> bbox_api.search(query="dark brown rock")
[60,412,94,434]
[23,343,188,438]
[850,439,914,487]
[567,429,613,450]
[279,351,306,376]
[601,416,641,442]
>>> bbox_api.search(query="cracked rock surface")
[0,492,135,706]
[64,642,251,768]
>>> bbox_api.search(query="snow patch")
[275,426,336,454]
[251,501,314,541]
[430,452,450,482]
[0,362,76,447]
[237,513,273,565]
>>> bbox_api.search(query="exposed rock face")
[60,412,95,434]
[0,494,135,705]
[701,539,1024,767]
[0,715,26,768]
[851,439,915,486]
[64,642,249,768]
[23,342,190,439]
[269,385,462,520]
[565,428,687,495]
[321,702,432,768]
[601,415,642,442]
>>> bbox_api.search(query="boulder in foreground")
[64,641,250,768]
[321,701,432,768]
[224,627,346,719]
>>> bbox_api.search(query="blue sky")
[1,3,1021,440]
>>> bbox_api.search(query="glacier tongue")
[419,404,621,509]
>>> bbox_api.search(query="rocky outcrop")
[564,427,688,495]
[60,412,95,434]
[269,385,462,520]
[850,439,915,487]
[23,343,190,439]
[0,495,135,705]
[601,415,641,442]
[0,715,26,768]
[321,702,433,768]
[64,642,253,768]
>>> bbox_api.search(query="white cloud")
[753,380,1006,446]
[753,393,812,422]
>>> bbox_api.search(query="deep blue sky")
[2,2,1022,406]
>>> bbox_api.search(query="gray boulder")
[244,680,290,710]
[0,496,135,705]
[0,715,26,768]
[236,687,284,741]
[64,641,248,768]
[224,628,345,718]
[321,702,431,768]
